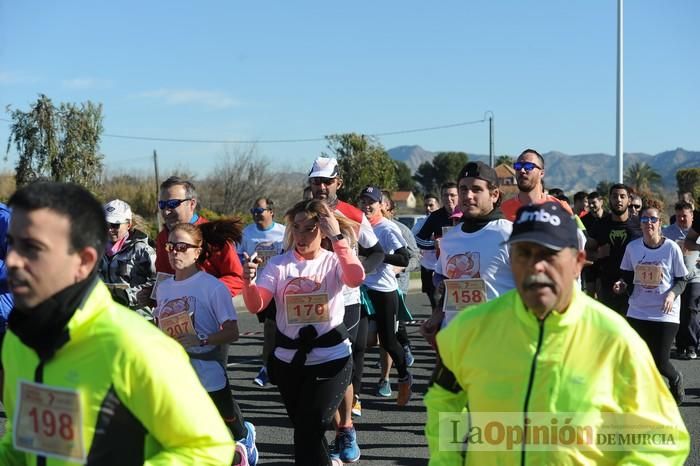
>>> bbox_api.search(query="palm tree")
[624,162,662,192]
[496,155,514,166]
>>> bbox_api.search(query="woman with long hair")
[155,220,258,466]
[242,199,364,466]
[614,200,689,405]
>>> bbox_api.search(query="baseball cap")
[457,161,499,186]
[104,199,132,224]
[308,157,340,179]
[507,202,578,251]
[359,186,382,204]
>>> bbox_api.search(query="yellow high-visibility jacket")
[425,287,689,465]
[0,282,234,465]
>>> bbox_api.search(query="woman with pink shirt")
[242,199,365,466]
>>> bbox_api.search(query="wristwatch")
[330,233,344,242]
[198,333,209,346]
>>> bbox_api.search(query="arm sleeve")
[333,238,366,288]
[416,214,438,251]
[358,242,385,275]
[117,337,235,466]
[242,283,274,314]
[384,246,410,267]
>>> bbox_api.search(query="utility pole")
[153,150,161,229]
[486,111,495,167]
[616,0,624,182]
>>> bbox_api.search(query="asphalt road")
[1,286,698,465]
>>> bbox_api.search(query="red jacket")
[155,216,244,297]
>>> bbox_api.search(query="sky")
[0,1,698,178]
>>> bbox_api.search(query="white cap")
[308,157,340,178]
[104,199,132,224]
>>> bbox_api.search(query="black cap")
[507,202,578,251]
[359,185,382,204]
[457,161,498,186]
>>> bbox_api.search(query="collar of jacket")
[8,273,99,361]
[513,286,586,330]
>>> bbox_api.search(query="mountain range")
[387,146,699,193]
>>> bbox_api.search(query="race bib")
[633,264,663,287]
[14,381,85,462]
[158,310,197,346]
[257,249,277,268]
[443,279,487,313]
[285,293,330,325]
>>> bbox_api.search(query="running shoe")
[397,373,413,406]
[233,442,249,466]
[376,378,392,397]
[404,345,415,367]
[670,372,685,406]
[240,421,259,465]
[688,348,697,360]
[253,366,269,387]
[336,426,361,463]
[351,397,362,417]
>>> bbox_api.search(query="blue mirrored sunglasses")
[158,198,191,210]
[513,161,542,172]
[640,216,659,224]
[250,207,271,215]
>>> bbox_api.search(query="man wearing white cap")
[307,157,385,464]
[99,199,156,317]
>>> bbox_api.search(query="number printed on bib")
[158,310,197,346]
[14,381,85,462]
[285,293,330,325]
[633,264,663,287]
[443,279,487,313]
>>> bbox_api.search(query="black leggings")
[271,355,352,466]
[344,303,368,396]
[366,288,408,379]
[627,317,680,382]
[209,378,248,440]
[397,322,410,348]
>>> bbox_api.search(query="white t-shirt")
[155,271,238,391]
[435,219,515,326]
[335,203,378,305]
[257,249,351,365]
[240,222,286,272]
[364,217,407,292]
[621,238,689,323]
[412,217,437,271]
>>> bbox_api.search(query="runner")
[421,162,514,346]
[1,181,234,464]
[308,157,384,463]
[615,201,689,405]
[155,176,244,296]
[499,148,573,221]
[663,201,700,359]
[155,221,258,465]
[586,184,642,314]
[412,194,440,309]
[240,197,286,387]
[425,201,689,464]
[98,199,156,319]
[242,199,364,466]
[358,186,413,406]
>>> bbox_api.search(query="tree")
[323,133,397,203]
[624,162,662,193]
[413,151,468,194]
[6,94,104,188]
[676,168,700,203]
[496,155,514,166]
[596,180,615,198]
[394,160,415,192]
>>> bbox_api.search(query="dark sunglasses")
[513,161,542,172]
[107,222,124,229]
[250,207,271,215]
[165,241,200,253]
[158,198,192,210]
[630,204,642,210]
[310,177,336,186]
[640,216,659,224]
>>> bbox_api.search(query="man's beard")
[517,178,536,193]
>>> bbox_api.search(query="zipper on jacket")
[520,319,544,466]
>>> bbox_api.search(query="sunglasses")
[250,207,271,215]
[630,204,642,210]
[158,198,192,210]
[640,216,659,224]
[107,222,124,229]
[513,161,542,172]
[165,241,200,253]
[310,177,337,186]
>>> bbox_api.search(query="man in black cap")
[420,161,515,345]
[425,201,689,464]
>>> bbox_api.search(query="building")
[393,191,416,209]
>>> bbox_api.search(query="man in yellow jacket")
[0,181,234,465]
[425,201,689,465]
